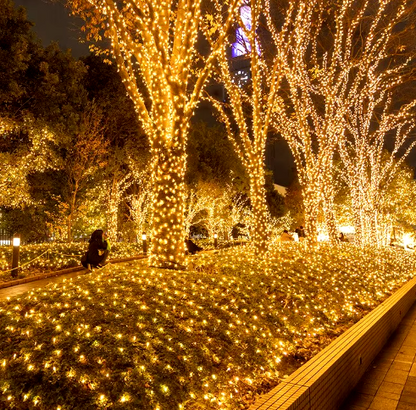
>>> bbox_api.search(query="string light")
[0,245,415,408]
[67,0,243,268]
[0,117,60,208]
[269,0,416,243]
[209,0,290,254]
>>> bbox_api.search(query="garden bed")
[0,243,144,284]
[0,243,415,409]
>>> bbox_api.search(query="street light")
[214,233,218,248]
[142,233,147,255]
[11,235,20,278]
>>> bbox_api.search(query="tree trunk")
[249,165,270,255]
[66,216,73,243]
[322,185,338,243]
[324,202,338,243]
[67,186,78,243]
[302,187,319,243]
[107,201,118,243]
[107,178,119,243]
[149,145,187,269]
[352,205,364,246]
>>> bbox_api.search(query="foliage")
[1,245,416,408]
[265,170,286,218]
[186,122,246,187]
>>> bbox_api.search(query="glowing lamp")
[317,233,329,242]
[11,235,21,278]
[142,233,148,255]
[402,233,414,251]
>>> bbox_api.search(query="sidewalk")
[0,257,145,301]
[340,301,416,410]
[0,270,85,301]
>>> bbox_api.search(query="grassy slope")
[0,243,415,409]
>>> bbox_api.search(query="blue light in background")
[231,5,252,58]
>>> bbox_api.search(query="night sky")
[13,0,89,58]
[11,0,416,185]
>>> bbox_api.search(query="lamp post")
[214,233,218,248]
[11,235,20,278]
[142,233,147,255]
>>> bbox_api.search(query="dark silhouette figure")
[185,236,203,255]
[81,229,110,270]
[295,226,306,238]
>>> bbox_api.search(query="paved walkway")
[0,270,85,301]
[340,301,416,410]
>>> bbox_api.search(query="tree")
[269,0,416,243]
[104,148,133,243]
[284,176,304,228]
[385,163,416,230]
[125,177,153,242]
[61,103,108,242]
[267,0,346,242]
[0,0,37,122]
[0,0,90,234]
[184,185,210,236]
[209,0,288,254]
[331,0,416,245]
[82,55,148,243]
[0,118,61,208]
[186,122,246,187]
[67,0,243,268]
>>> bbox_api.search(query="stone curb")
[250,275,416,410]
[0,255,147,290]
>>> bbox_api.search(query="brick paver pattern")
[341,301,416,410]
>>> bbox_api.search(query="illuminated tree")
[105,168,132,244]
[62,103,108,242]
[267,0,347,242]
[210,0,288,253]
[269,0,416,243]
[184,186,209,236]
[82,55,148,243]
[224,191,249,240]
[331,0,416,245]
[341,104,416,245]
[67,0,243,268]
[0,118,60,208]
[125,169,153,242]
[385,163,416,230]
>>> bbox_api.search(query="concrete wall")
[250,276,416,410]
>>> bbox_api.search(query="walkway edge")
[250,276,416,410]
[0,255,146,290]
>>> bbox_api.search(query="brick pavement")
[340,301,416,410]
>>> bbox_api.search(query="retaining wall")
[250,276,416,410]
